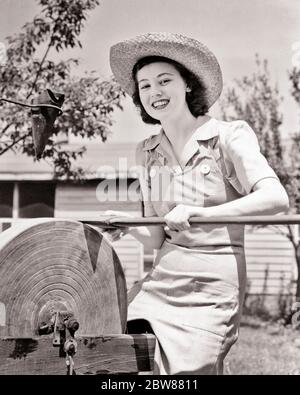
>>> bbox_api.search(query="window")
[0,182,13,217]
[18,182,55,218]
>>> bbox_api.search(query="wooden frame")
[0,334,156,375]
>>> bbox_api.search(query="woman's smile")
[151,99,170,110]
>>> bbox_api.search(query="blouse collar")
[142,117,219,169]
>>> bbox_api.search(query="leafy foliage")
[288,68,300,213]
[219,56,285,179]
[0,0,125,180]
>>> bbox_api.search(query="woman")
[108,32,289,375]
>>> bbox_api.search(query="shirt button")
[200,164,210,175]
[149,168,156,178]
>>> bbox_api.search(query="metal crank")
[38,309,79,375]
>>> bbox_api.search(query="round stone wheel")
[0,219,127,337]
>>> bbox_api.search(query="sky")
[0,0,300,143]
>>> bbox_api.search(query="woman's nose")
[150,85,163,98]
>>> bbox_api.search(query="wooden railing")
[1,214,300,229]
[79,214,300,227]
[0,214,300,228]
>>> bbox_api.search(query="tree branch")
[0,123,12,138]
[287,224,298,250]
[255,224,289,238]
[270,224,290,237]
[0,133,29,156]
[1,33,54,149]
[26,38,53,99]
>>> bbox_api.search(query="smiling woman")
[132,56,208,125]
[108,32,289,375]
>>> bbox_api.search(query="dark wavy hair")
[132,56,209,125]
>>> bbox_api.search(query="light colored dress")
[127,118,279,375]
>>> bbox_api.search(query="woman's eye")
[139,84,150,90]
[160,79,171,85]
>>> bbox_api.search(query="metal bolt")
[66,318,79,332]
[67,343,75,354]
[64,339,78,355]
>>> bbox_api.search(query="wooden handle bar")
[80,215,300,228]
[0,215,299,229]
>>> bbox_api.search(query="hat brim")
[110,32,223,109]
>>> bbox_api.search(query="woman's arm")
[194,178,289,217]
[102,210,165,250]
[127,225,165,250]
[164,178,289,231]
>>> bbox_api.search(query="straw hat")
[110,32,223,109]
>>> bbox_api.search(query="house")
[0,141,297,313]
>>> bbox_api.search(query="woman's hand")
[164,205,208,231]
[102,228,127,243]
[101,210,132,242]
[164,204,196,231]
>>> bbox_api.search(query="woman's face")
[136,61,189,122]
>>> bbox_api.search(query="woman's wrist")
[187,205,213,218]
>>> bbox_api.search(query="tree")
[219,55,300,304]
[0,0,125,180]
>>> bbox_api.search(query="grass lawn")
[224,316,300,375]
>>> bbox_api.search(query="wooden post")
[0,334,156,375]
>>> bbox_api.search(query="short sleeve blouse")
[218,120,279,195]
[135,118,279,216]
[135,141,157,217]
